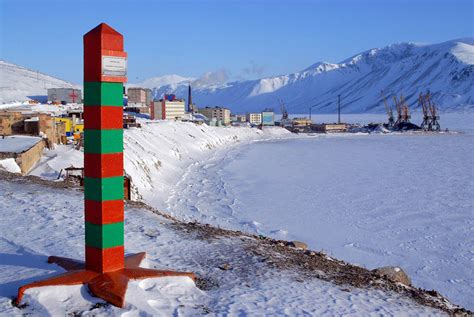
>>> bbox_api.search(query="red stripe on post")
[84,106,123,130]
[84,153,123,178]
[86,245,124,273]
[85,199,124,224]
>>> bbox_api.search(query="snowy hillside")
[28,121,293,208]
[0,61,80,104]
[140,38,474,113]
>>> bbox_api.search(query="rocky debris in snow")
[373,266,412,286]
[218,263,232,271]
[0,170,72,189]
[164,217,472,316]
[286,241,308,250]
[195,276,220,291]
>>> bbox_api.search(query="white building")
[246,112,262,125]
[47,88,82,104]
[197,107,231,126]
[151,97,186,120]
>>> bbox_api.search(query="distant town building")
[261,109,275,126]
[47,88,82,104]
[150,94,186,120]
[127,87,152,105]
[292,117,312,127]
[246,112,262,125]
[311,123,347,133]
[231,114,247,123]
[126,87,152,114]
[197,107,231,126]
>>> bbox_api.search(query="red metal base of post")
[15,252,196,308]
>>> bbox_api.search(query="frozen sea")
[167,113,474,310]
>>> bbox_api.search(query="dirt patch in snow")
[166,219,472,316]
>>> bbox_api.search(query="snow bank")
[124,120,292,208]
[26,120,292,205]
[0,158,21,173]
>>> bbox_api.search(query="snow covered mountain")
[128,74,194,90]
[140,38,474,113]
[2,38,472,112]
[0,60,80,104]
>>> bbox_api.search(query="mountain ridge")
[137,38,473,113]
[1,38,472,113]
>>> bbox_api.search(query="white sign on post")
[102,56,127,77]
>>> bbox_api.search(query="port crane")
[381,90,394,128]
[393,95,402,126]
[399,94,411,123]
[425,92,440,131]
[419,92,431,131]
[279,99,289,120]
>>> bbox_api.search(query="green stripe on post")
[84,129,123,154]
[84,82,123,106]
[85,221,124,248]
[85,176,124,201]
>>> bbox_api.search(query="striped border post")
[84,23,127,273]
[15,23,196,309]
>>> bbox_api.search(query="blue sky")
[1,0,473,84]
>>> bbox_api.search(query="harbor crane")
[393,95,402,125]
[279,99,289,120]
[426,92,441,131]
[399,94,411,123]
[420,92,431,131]
[381,90,394,128]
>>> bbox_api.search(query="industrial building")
[150,94,186,120]
[197,107,231,126]
[47,88,82,104]
[311,123,347,133]
[261,109,275,126]
[54,117,84,137]
[246,112,262,125]
[292,117,312,127]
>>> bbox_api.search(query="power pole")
[337,94,341,124]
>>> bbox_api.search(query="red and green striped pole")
[83,23,127,273]
[16,23,196,308]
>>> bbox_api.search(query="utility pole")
[337,94,341,124]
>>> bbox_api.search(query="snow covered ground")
[5,113,472,313]
[165,113,474,310]
[0,179,449,315]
